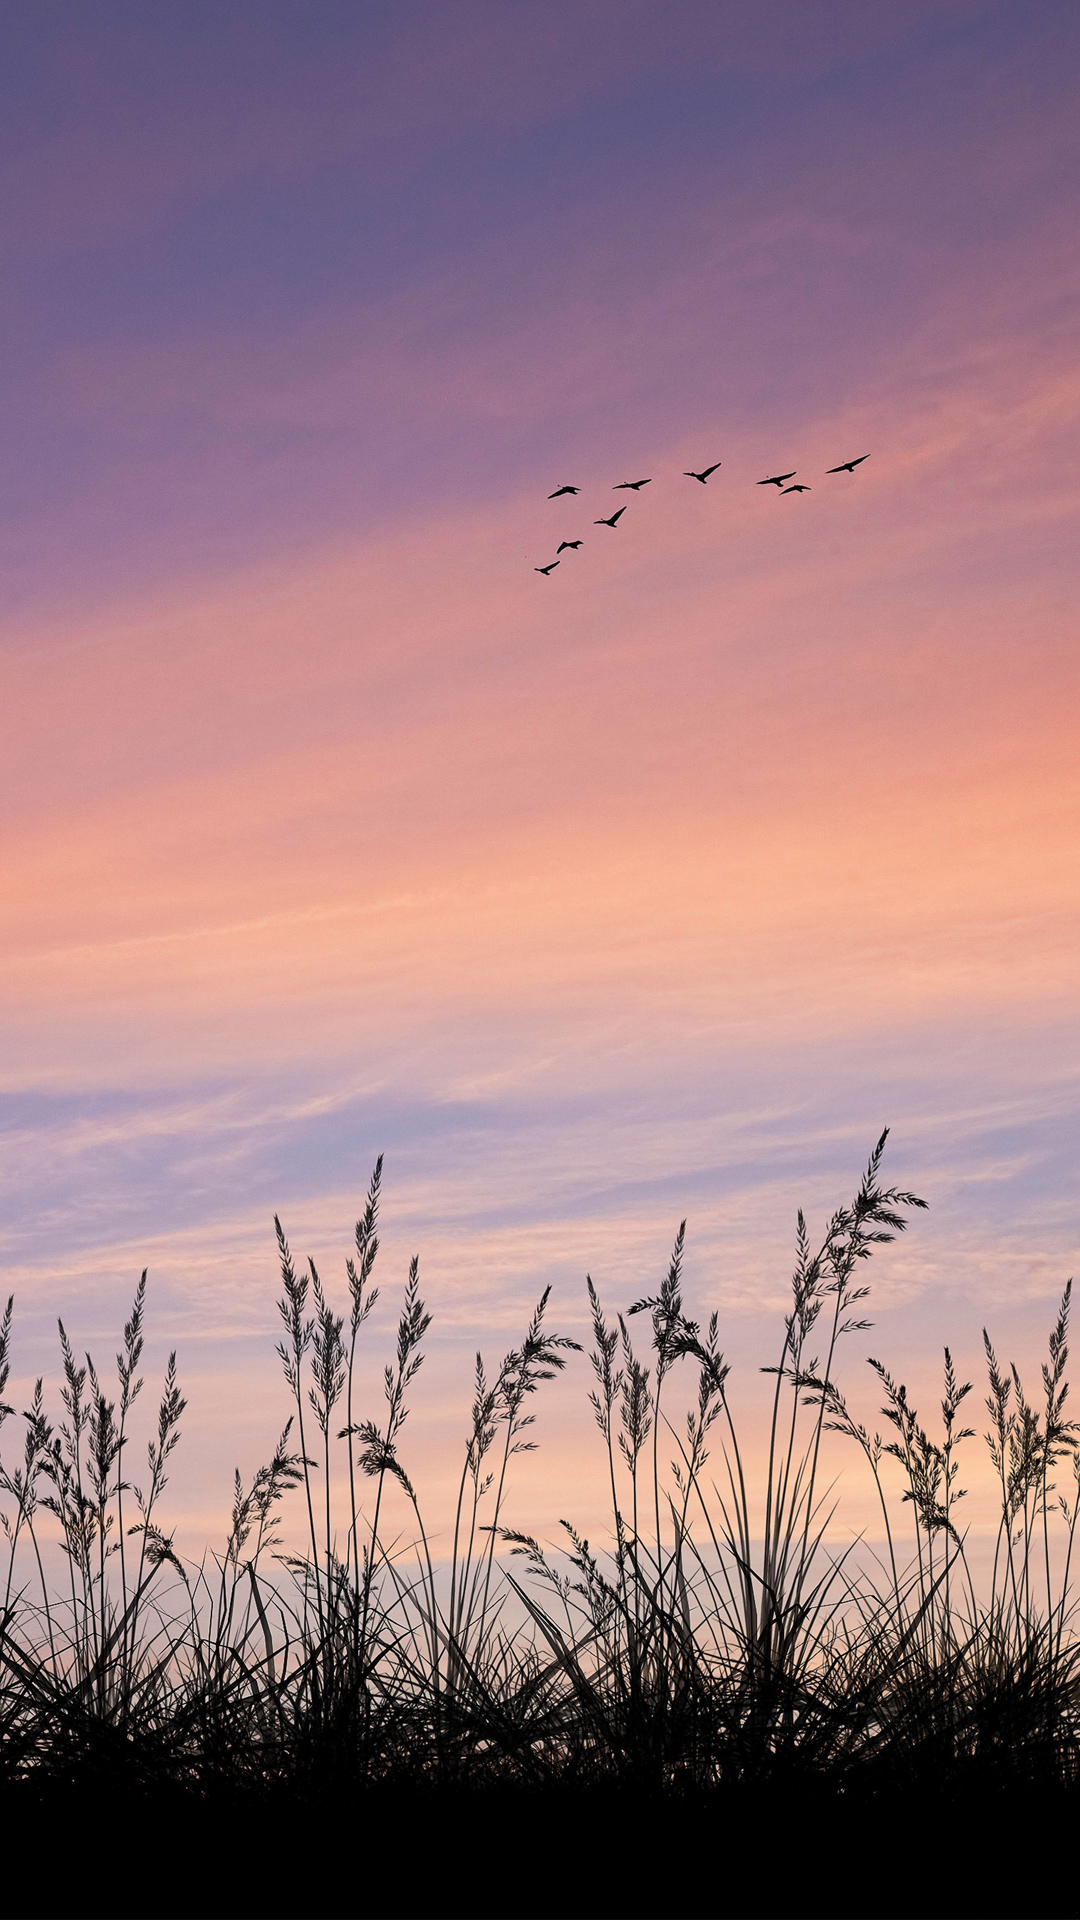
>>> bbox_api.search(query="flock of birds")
[532,453,870,574]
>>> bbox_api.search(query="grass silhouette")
[1,1133,1077,1919]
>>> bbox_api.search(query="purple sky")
[1,1,1078,1551]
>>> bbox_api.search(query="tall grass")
[1,1131,1078,1805]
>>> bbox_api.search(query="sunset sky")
[2,1,1078,1553]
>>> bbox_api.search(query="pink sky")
[0,1,1078,1560]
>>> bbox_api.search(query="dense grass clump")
[1,1133,1078,1918]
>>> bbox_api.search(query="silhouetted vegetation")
[2,1134,1077,1918]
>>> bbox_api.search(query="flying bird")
[758,472,796,487]
[684,462,722,484]
[557,540,583,553]
[614,478,651,490]
[534,561,560,575]
[548,485,581,498]
[826,455,869,474]
[781,484,811,493]
[594,507,627,528]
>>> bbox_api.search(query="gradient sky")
[1,1,1078,1556]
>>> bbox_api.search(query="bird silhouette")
[781,484,811,493]
[826,456,869,474]
[684,462,722,484]
[534,561,560,575]
[557,541,583,553]
[594,507,627,528]
[614,478,651,490]
[758,472,796,487]
[548,485,581,498]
